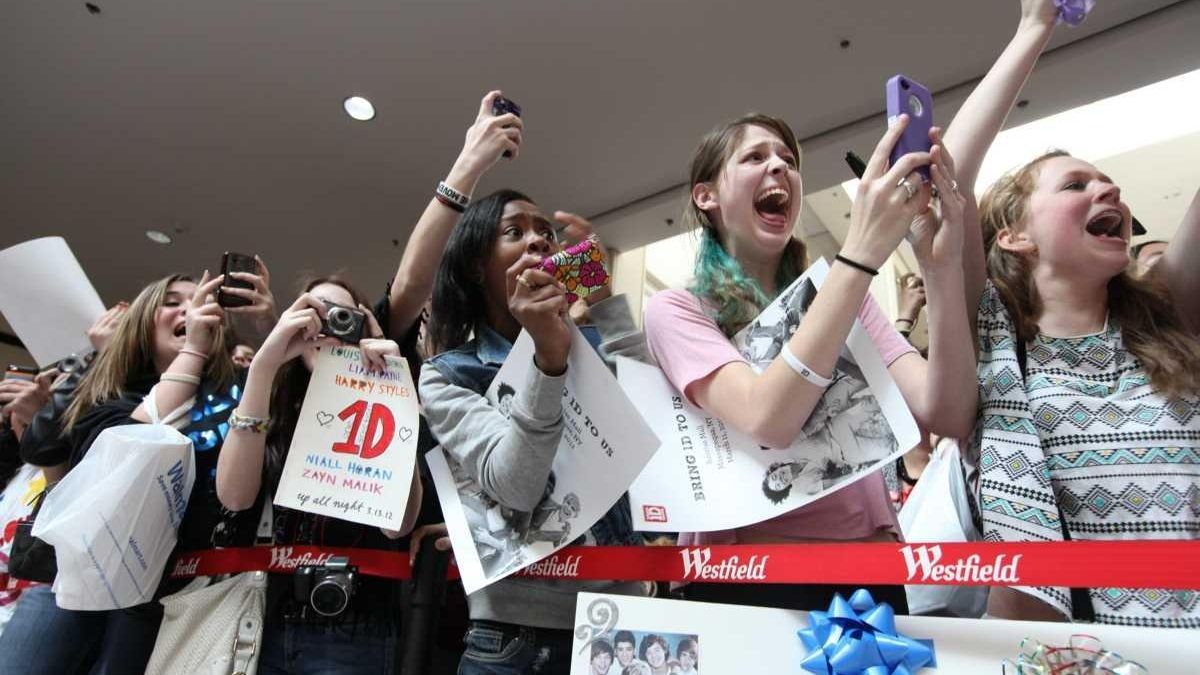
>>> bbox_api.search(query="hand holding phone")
[491,96,522,158]
[538,236,610,305]
[885,75,934,180]
[218,252,259,309]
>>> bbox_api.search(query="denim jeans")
[0,585,163,675]
[258,616,397,675]
[457,620,573,675]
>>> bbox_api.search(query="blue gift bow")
[1055,0,1095,27]
[797,589,936,675]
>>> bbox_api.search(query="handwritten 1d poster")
[622,258,920,532]
[275,345,419,531]
[427,323,661,595]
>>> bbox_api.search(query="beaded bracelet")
[229,410,270,434]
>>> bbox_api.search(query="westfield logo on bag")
[269,547,333,571]
[516,554,582,578]
[899,544,1022,584]
[679,547,769,581]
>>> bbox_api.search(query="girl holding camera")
[419,186,650,674]
[642,112,976,612]
[216,276,422,674]
[0,272,263,675]
[215,90,526,673]
[939,0,1200,626]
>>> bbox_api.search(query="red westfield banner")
[171,540,1200,589]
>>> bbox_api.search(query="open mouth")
[1084,210,1126,241]
[173,323,187,338]
[754,186,790,227]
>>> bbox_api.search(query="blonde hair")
[980,151,1200,397]
[685,114,808,336]
[64,274,235,431]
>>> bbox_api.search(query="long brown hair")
[64,274,236,431]
[685,113,808,336]
[980,151,1200,397]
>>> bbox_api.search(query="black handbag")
[8,487,57,583]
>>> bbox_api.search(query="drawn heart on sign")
[316,411,335,427]
[398,427,413,443]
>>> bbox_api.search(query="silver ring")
[897,177,917,201]
[950,179,960,193]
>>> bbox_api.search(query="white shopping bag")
[33,424,195,610]
[898,438,988,617]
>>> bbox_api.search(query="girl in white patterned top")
[942,0,1200,626]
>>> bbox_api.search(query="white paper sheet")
[623,258,921,532]
[0,237,105,367]
[570,592,1195,674]
[274,345,419,531]
[427,323,660,595]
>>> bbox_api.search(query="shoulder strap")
[1016,337,1096,622]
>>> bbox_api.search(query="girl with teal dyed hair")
[641,111,978,612]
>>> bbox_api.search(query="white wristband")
[780,346,833,388]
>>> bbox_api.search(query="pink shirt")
[643,288,914,544]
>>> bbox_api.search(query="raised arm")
[943,0,1057,315]
[387,91,524,338]
[1162,186,1200,335]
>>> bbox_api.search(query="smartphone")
[218,252,258,308]
[491,96,522,158]
[886,74,933,180]
[538,236,609,306]
[5,365,38,382]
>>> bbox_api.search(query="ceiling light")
[145,230,172,245]
[343,96,376,122]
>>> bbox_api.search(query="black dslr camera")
[321,302,367,344]
[294,555,359,618]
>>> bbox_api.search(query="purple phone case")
[886,75,933,180]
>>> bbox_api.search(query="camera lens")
[907,94,923,118]
[310,578,351,617]
[327,307,352,333]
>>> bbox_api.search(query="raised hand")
[506,254,570,375]
[87,302,128,351]
[910,128,968,272]
[252,293,337,372]
[183,271,227,358]
[842,114,933,269]
[453,90,524,179]
[1020,0,1060,29]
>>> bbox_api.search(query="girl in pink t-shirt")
[643,113,977,611]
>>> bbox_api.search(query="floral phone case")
[539,236,609,305]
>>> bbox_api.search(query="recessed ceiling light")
[146,230,173,245]
[343,96,376,121]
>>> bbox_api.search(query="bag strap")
[143,384,195,427]
[1016,340,1097,622]
[231,572,265,675]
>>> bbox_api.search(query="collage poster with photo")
[621,258,921,532]
[569,592,1192,673]
[428,323,661,594]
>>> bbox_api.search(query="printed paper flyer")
[623,258,920,531]
[428,323,660,595]
[274,345,419,531]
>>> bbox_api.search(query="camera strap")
[170,545,414,581]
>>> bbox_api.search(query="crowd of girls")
[1,1,1197,673]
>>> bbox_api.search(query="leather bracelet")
[779,345,834,388]
[834,254,879,277]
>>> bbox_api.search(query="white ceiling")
[2,0,1199,349]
